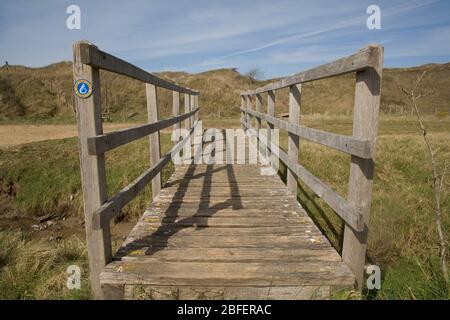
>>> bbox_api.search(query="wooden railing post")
[287,84,301,195]
[146,84,161,200]
[267,90,275,167]
[184,94,191,131]
[246,95,252,128]
[240,95,246,130]
[73,41,112,299]
[190,93,196,132]
[172,91,180,143]
[255,94,263,159]
[342,46,383,290]
[195,95,199,122]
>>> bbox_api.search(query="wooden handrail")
[78,41,198,95]
[87,107,199,155]
[241,107,372,158]
[241,45,382,95]
[241,120,363,231]
[73,40,200,298]
[239,44,383,290]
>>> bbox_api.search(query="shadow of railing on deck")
[116,133,243,257]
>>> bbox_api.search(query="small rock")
[69,194,75,201]
[31,224,40,230]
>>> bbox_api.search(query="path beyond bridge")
[73,41,383,299]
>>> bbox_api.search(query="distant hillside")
[1,60,449,123]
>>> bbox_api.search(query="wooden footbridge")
[73,41,383,299]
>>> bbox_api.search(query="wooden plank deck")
[100,163,355,299]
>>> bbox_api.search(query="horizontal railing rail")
[241,119,362,231]
[241,45,380,95]
[239,44,383,290]
[240,107,372,159]
[73,40,199,299]
[92,122,199,229]
[87,107,199,155]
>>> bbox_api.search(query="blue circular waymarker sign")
[73,79,93,98]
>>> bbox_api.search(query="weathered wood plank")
[125,285,331,300]
[119,247,341,262]
[190,91,196,132]
[255,93,263,158]
[87,108,199,155]
[267,90,275,166]
[184,93,191,132]
[287,84,301,195]
[100,160,354,298]
[146,84,162,200]
[241,107,372,158]
[79,42,198,95]
[101,284,124,300]
[241,45,382,95]
[101,260,354,287]
[172,91,180,147]
[73,41,112,300]
[342,46,384,290]
[246,95,252,137]
[240,95,246,131]
[241,120,362,231]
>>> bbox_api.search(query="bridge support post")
[184,94,191,132]
[146,84,162,200]
[73,41,112,299]
[287,84,301,195]
[172,91,180,147]
[240,95,246,132]
[342,46,383,290]
[255,94,263,161]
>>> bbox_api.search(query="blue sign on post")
[73,79,93,98]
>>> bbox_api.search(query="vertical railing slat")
[255,93,263,160]
[184,94,191,131]
[172,91,180,139]
[342,47,383,290]
[190,93,196,132]
[146,84,161,200]
[287,84,301,195]
[267,90,275,168]
[240,95,246,131]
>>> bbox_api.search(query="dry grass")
[1,61,450,124]
[0,116,449,299]
[0,230,90,299]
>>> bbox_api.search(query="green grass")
[0,134,174,220]
[0,133,177,299]
[0,116,449,299]
[274,117,450,299]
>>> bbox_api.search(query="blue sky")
[1,0,449,78]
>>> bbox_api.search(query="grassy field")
[1,61,450,124]
[0,115,449,299]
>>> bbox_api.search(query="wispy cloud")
[0,0,449,77]
[204,0,441,65]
